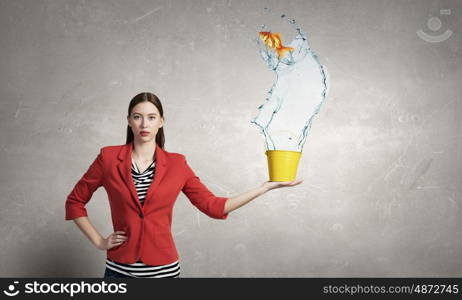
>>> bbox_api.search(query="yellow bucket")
[265,150,302,182]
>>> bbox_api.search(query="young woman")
[65,92,303,278]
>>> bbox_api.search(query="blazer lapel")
[145,143,167,206]
[116,142,168,212]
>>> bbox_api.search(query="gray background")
[0,0,461,277]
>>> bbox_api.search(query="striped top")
[105,156,180,278]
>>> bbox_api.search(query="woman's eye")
[133,116,139,119]
[150,117,156,120]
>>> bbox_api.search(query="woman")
[65,92,303,278]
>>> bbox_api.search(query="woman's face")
[127,101,164,143]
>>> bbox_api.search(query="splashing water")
[251,17,330,152]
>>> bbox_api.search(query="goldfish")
[259,32,294,59]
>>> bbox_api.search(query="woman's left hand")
[261,178,304,192]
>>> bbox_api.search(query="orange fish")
[259,32,294,59]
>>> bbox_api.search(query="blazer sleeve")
[65,148,105,220]
[181,157,229,220]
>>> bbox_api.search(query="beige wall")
[0,0,461,277]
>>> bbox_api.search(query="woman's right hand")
[96,231,128,250]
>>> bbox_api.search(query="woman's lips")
[140,131,150,136]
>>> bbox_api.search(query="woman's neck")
[132,140,156,162]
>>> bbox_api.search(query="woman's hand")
[96,231,128,250]
[261,178,304,192]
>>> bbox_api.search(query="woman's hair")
[125,92,165,149]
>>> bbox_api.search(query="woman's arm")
[224,179,303,214]
[73,216,104,249]
[72,216,127,250]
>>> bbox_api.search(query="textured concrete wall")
[0,0,461,277]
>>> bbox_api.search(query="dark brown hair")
[126,92,165,149]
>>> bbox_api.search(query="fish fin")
[276,46,294,58]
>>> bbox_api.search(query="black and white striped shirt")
[105,157,180,278]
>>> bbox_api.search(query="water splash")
[251,16,330,152]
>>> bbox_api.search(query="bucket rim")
[265,150,302,154]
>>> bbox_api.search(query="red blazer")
[65,142,229,265]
